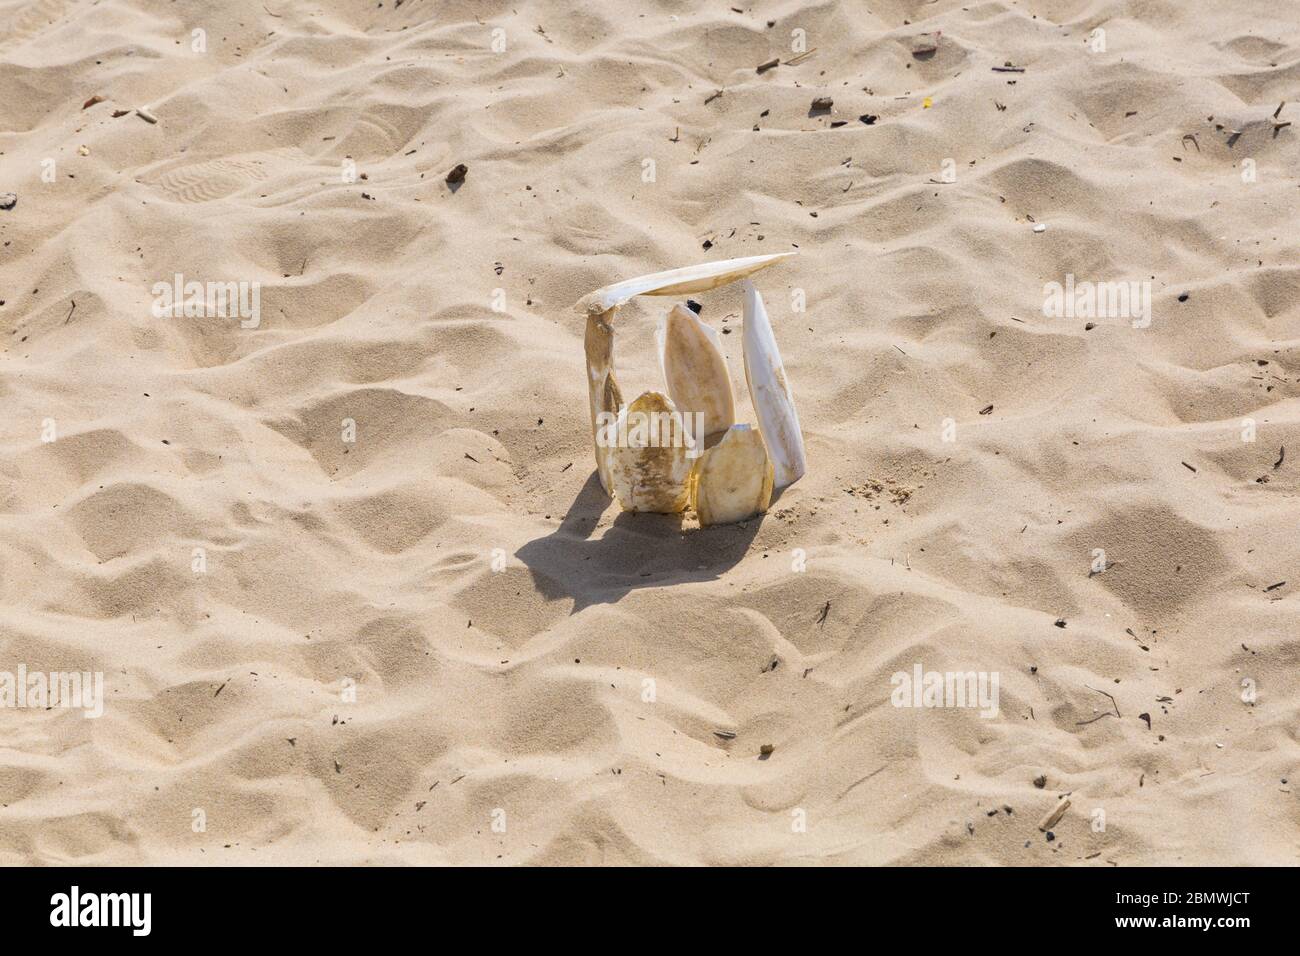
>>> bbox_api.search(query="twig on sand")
[1038,799,1071,832]
[1081,684,1121,721]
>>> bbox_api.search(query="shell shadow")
[515,470,761,611]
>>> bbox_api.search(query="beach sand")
[0,0,1297,864]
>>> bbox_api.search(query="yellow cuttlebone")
[657,303,735,443]
[693,424,774,526]
[608,391,694,513]
[584,308,621,494]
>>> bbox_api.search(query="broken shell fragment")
[657,303,735,443]
[693,425,773,527]
[607,391,694,513]
[742,279,806,488]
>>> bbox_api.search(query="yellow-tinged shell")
[608,391,694,513]
[692,424,773,526]
[657,303,735,443]
[584,308,621,494]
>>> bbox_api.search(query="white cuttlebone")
[656,303,735,443]
[742,279,806,489]
[576,252,795,316]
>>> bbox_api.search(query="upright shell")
[657,303,735,444]
[742,280,806,488]
[584,308,622,494]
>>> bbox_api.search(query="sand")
[0,0,1297,865]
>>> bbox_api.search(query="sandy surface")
[1,0,1297,865]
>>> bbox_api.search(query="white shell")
[742,280,806,488]
[577,253,795,316]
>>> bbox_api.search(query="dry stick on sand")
[1076,685,1121,725]
[1038,798,1071,832]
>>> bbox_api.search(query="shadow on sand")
[515,470,763,612]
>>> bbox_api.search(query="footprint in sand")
[142,156,272,204]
